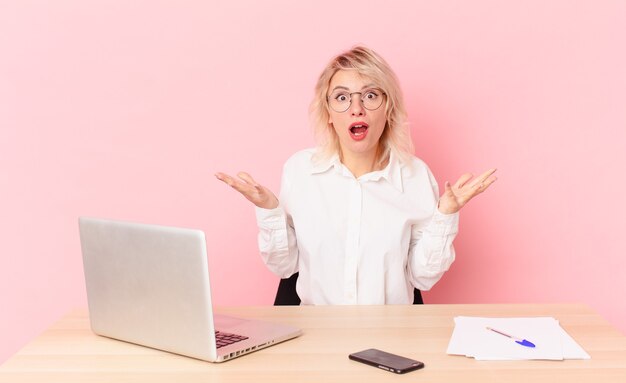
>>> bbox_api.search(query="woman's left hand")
[437,169,498,215]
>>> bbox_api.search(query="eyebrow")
[330,83,378,92]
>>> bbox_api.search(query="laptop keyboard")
[215,331,249,349]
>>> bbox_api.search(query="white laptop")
[78,217,301,362]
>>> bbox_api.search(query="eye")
[334,92,349,102]
[364,90,380,100]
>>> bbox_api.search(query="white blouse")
[255,148,459,305]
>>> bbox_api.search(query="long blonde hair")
[309,46,414,168]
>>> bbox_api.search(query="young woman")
[216,46,496,305]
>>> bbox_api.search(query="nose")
[349,97,365,116]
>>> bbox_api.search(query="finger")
[215,172,235,185]
[480,176,498,191]
[477,168,497,182]
[216,172,273,208]
[468,176,498,198]
[237,171,258,186]
[443,181,457,199]
[238,172,271,196]
[216,173,252,193]
[469,168,497,188]
[454,173,473,189]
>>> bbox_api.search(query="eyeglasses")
[327,88,386,113]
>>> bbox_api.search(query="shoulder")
[400,154,438,191]
[284,148,315,167]
[285,148,316,164]
[282,148,316,175]
[401,154,432,178]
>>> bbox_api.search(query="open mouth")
[349,122,369,141]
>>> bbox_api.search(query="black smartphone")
[348,348,424,374]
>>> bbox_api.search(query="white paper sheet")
[446,316,590,361]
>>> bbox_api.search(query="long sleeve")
[254,158,299,278]
[255,205,299,278]
[406,209,459,291]
[406,165,459,291]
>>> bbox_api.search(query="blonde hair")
[309,46,414,168]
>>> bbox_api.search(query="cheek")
[373,115,387,134]
[328,114,344,131]
[328,118,342,137]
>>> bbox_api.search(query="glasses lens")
[362,89,383,110]
[329,90,351,112]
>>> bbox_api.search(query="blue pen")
[486,327,536,348]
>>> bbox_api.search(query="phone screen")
[349,348,424,374]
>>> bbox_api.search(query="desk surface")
[1,304,625,383]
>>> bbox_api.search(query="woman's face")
[327,70,387,160]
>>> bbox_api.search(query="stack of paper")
[446,316,590,360]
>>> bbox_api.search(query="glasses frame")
[326,88,387,113]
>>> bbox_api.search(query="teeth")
[350,124,367,136]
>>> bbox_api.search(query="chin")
[342,141,378,154]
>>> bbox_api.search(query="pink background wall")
[1,0,625,363]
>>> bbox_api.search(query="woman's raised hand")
[437,169,497,215]
[215,172,279,209]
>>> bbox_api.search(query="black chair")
[274,272,423,305]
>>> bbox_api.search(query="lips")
[349,122,369,141]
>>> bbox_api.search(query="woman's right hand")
[215,172,279,209]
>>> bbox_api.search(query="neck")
[340,146,380,178]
